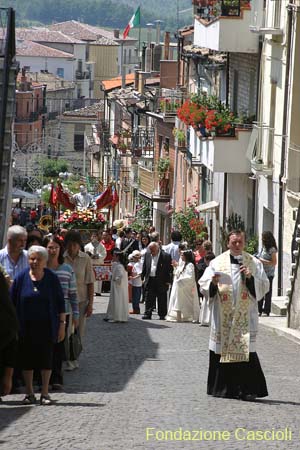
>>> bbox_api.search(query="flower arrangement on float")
[59,209,106,230]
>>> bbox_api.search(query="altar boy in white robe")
[199,230,270,401]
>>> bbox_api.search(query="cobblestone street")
[0,294,300,450]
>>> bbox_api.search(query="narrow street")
[0,294,300,450]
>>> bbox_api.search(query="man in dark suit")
[141,242,173,320]
[120,227,139,257]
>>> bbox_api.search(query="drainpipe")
[225,52,229,107]
[223,52,230,234]
[278,2,293,296]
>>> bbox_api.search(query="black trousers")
[258,276,273,315]
[144,277,168,318]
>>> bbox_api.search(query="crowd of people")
[0,221,277,404]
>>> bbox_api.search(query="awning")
[12,189,39,199]
[196,201,219,212]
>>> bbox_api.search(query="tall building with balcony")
[180,0,262,252]
[246,0,300,329]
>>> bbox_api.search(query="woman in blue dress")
[11,245,65,405]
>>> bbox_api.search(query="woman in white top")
[104,250,128,322]
[167,250,200,322]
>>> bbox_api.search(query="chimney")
[134,70,139,90]
[142,42,147,71]
[155,20,162,45]
[146,23,153,48]
[164,31,170,60]
[21,67,27,82]
[114,29,120,39]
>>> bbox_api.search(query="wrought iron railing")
[131,126,155,157]
[195,0,245,22]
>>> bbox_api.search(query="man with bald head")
[141,241,173,320]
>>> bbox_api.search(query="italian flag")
[123,6,140,39]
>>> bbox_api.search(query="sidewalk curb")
[260,322,300,346]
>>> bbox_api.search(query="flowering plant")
[59,208,106,230]
[177,93,236,136]
[160,98,181,113]
[172,196,207,245]
[204,109,234,134]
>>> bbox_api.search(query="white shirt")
[150,251,160,277]
[131,260,143,287]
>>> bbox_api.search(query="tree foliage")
[3,0,192,32]
[41,158,69,178]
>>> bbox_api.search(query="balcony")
[139,165,171,202]
[190,126,252,173]
[158,89,184,123]
[250,159,273,176]
[132,126,155,158]
[194,0,259,53]
[139,166,154,198]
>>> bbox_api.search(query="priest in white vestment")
[199,230,269,401]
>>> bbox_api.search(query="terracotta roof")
[16,40,75,58]
[62,101,104,117]
[16,28,84,44]
[101,73,135,91]
[89,37,119,46]
[183,45,226,64]
[48,20,115,42]
[48,20,135,44]
[17,71,75,91]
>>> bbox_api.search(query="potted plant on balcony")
[118,143,128,154]
[173,128,186,147]
[177,93,236,138]
[157,157,170,196]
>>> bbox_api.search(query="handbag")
[69,329,83,361]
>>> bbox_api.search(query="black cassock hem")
[207,350,268,399]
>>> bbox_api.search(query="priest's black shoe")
[159,317,166,320]
[142,315,151,320]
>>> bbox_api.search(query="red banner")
[49,183,57,208]
[56,183,75,210]
[95,186,113,210]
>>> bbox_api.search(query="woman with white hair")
[10,245,65,405]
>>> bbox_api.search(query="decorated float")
[46,180,119,281]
